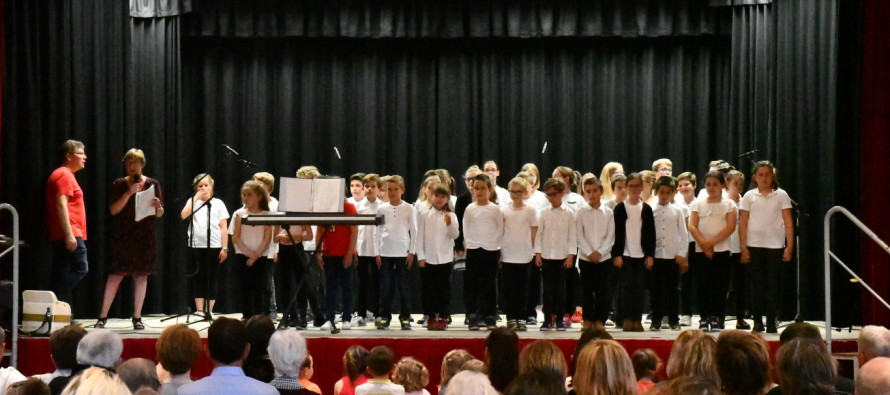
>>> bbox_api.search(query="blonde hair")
[296,166,321,179]
[393,357,430,392]
[518,340,567,379]
[252,172,275,192]
[241,180,271,211]
[573,340,636,395]
[61,367,132,395]
[362,173,383,188]
[192,173,215,192]
[599,162,624,201]
[122,148,146,166]
[553,166,581,193]
[652,158,673,172]
[639,170,657,185]
[520,163,541,189]
[418,173,441,203]
[386,175,406,190]
[465,165,482,177]
[508,177,530,192]
[440,349,474,387]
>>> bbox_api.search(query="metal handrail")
[0,204,20,366]
[824,206,890,351]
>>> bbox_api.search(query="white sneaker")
[605,319,616,327]
[679,315,692,326]
[320,321,333,331]
[366,312,376,321]
[661,317,669,329]
[342,321,351,330]
[350,316,365,327]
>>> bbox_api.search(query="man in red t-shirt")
[45,140,89,305]
[315,200,358,333]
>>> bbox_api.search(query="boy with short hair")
[355,174,384,327]
[374,176,417,330]
[649,176,688,331]
[575,177,615,331]
[355,346,404,395]
[534,178,577,331]
[348,173,367,205]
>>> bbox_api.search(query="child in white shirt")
[575,177,615,331]
[416,185,459,330]
[500,177,539,331]
[374,176,417,330]
[534,178,577,331]
[649,176,688,331]
[462,174,504,330]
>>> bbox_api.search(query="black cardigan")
[611,201,656,258]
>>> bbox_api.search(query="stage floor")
[63,312,863,342]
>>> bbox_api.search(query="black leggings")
[188,247,220,300]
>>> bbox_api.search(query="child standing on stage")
[649,176,688,331]
[232,180,273,320]
[375,175,417,330]
[500,177,539,331]
[688,171,737,332]
[463,174,504,330]
[575,177,615,331]
[739,161,793,334]
[726,170,751,329]
[316,196,358,334]
[603,174,628,210]
[640,170,658,206]
[600,162,625,203]
[348,173,366,205]
[354,173,383,327]
[180,173,229,320]
[611,173,655,332]
[416,185,460,330]
[534,178,577,331]
[674,172,697,327]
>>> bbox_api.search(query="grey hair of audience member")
[858,325,890,364]
[267,328,308,377]
[116,358,161,393]
[75,329,123,369]
[444,370,499,395]
[855,357,890,395]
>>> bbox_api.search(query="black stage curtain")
[3,0,848,320]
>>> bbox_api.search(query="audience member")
[568,328,612,391]
[155,324,202,395]
[573,340,636,395]
[0,325,26,394]
[33,325,86,385]
[518,340,567,379]
[484,327,519,393]
[715,330,771,395]
[648,376,720,395]
[773,322,854,395]
[443,371,497,395]
[298,353,321,395]
[7,377,50,395]
[117,358,161,394]
[355,346,403,395]
[178,317,277,395]
[267,329,314,395]
[244,315,276,383]
[460,360,486,374]
[333,346,369,395]
[438,349,474,395]
[856,357,890,395]
[666,335,719,386]
[52,329,123,394]
[503,372,566,395]
[392,357,430,395]
[857,325,890,366]
[60,367,130,395]
[632,348,661,393]
[769,338,837,395]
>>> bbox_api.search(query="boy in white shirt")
[649,176,689,331]
[534,178,577,331]
[354,173,383,327]
[374,176,417,330]
[355,346,405,395]
[575,177,615,331]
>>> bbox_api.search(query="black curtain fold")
[130,0,191,18]
[187,0,730,38]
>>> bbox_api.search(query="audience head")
[156,324,201,376]
[343,345,370,383]
[61,366,131,395]
[440,349,475,389]
[267,329,307,378]
[858,325,890,365]
[573,340,636,395]
[207,317,249,366]
[76,329,123,369]
[461,359,486,373]
[518,340,567,379]
[49,325,88,370]
[245,314,275,359]
[503,372,566,395]
[667,333,719,386]
[367,346,396,378]
[300,353,314,380]
[392,357,430,393]
[632,348,660,381]
[856,356,890,395]
[7,378,50,395]
[716,330,770,395]
[444,370,498,395]
[648,376,720,395]
[775,338,836,395]
[572,328,612,377]
[666,329,706,378]
[779,322,823,344]
[485,327,520,392]
[116,358,161,394]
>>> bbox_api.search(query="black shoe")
[376,319,390,329]
[400,319,412,330]
[736,320,751,330]
[527,316,538,325]
[766,322,778,334]
[752,321,765,333]
[468,320,480,331]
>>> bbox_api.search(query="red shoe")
[563,314,573,328]
[571,310,583,323]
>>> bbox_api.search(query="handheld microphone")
[738,149,758,158]
[222,144,240,156]
[132,174,141,184]
[542,141,548,154]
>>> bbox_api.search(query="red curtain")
[861,0,890,327]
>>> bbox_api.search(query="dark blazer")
[611,201,656,258]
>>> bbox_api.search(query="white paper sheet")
[135,184,156,222]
